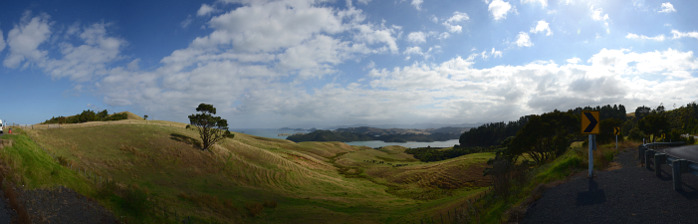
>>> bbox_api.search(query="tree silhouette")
[188,103,229,150]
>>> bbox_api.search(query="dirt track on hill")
[522,148,698,223]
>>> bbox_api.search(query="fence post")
[645,149,655,170]
[672,159,685,191]
[639,145,645,164]
[654,153,666,177]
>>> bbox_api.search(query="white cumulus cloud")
[590,5,610,34]
[530,20,552,36]
[626,33,665,41]
[478,48,503,59]
[515,32,533,47]
[411,0,423,10]
[44,23,126,81]
[488,0,512,21]
[197,4,216,16]
[3,13,52,68]
[521,0,547,8]
[442,11,469,33]
[407,32,426,44]
[404,46,422,54]
[671,30,698,40]
[361,48,698,125]
[659,2,676,13]
[99,0,403,124]
[1,13,128,92]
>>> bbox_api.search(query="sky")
[0,0,697,129]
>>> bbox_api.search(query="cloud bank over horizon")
[1,0,697,128]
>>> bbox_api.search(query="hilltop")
[42,110,143,124]
[0,119,492,223]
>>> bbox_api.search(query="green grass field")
[0,120,494,223]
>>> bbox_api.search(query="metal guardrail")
[639,142,698,191]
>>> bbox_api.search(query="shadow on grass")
[170,133,201,149]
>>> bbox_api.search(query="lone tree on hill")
[188,103,229,150]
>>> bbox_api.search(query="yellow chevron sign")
[581,111,600,134]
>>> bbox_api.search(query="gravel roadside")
[522,147,698,223]
[0,188,16,223]
[15,186,117,224]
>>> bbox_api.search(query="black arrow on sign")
[584,112,597,133]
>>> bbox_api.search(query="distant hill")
[287,126,468,143]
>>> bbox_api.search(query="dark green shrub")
[628,127,645,141]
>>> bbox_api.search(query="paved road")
[680,134,698,140]
[664,145,698,163]
[523,148,698,223]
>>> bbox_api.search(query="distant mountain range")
[286,126,470,143]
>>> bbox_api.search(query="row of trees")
[458,116,530,148]
[459,104,628,150]
[623,103,698,143]
[482,102,698,196]
[508,110,579,164]
[43,110,128,124]
[484,102,698,167]
[482,105,624,195]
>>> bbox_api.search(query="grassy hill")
[120,111,144,120]
[0,120,493,223]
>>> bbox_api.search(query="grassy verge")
[0,128,105,222]
[0,128,91,192]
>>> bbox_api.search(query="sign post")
[582,111,600,178]
[614,127,621,149]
